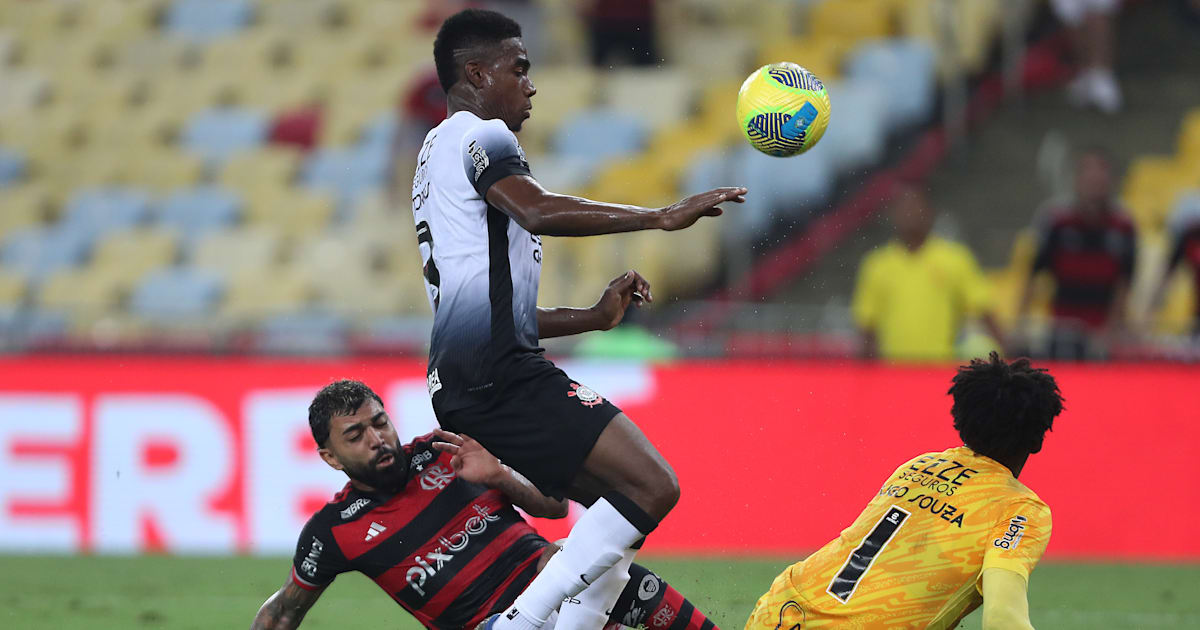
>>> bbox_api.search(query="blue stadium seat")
[157,186,243,243]
[258,311,350,354]
[807,80,888,172]
[130,267,225,320]
[13,308,69,348]
[551,108,647,172]
[60,187,154,236]
[0,147,25,188]
[1,228,93,281]
[165,0,254,41]
[360,112,399,151]
[1169,190,1200,229]
[845,40,936,131]
[730,145,835,236]
[181,107,269,166]
[300,145,389,211]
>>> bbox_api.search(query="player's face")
[890,190,934,243]
[319,399,407,492]
[1075,154,1113,206]
[482,38,536,132]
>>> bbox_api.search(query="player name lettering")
[904,493,966,528]
[906,456,978,486]
[405,504,501,597]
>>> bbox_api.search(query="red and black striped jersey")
[291,433,548,629]
[1032,206,1136,329]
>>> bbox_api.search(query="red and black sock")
[606,563,718,630]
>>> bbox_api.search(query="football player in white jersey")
[412,10,747,630]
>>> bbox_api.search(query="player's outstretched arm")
[250,576,325,630]
[487,174,746,236]
[538,270,651,338]
[980,568,1035,630]
[432,428,569,518]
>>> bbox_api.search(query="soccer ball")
[736,62,831,157]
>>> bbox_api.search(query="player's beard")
[343,444,408,493]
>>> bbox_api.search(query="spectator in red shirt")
[1018,148,1137,360]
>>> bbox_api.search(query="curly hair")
[433,9,523,92]
[308,379,384,447]
[948,352,1064,461]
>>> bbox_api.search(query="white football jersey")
[411,111,544,411]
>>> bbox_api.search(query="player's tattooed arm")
[431,429,569,518]
[538,270,653,338]
[487,174,747,236]
[249,576,325,630]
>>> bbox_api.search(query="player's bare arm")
[249,576,325,630]
[486,174,747,236]
[538,270,652,338]
[431,428,568,518]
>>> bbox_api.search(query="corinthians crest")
[567,382,604,408]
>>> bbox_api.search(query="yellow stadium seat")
[808,0,894,45]
[602,68,695,130]
[244,186,336,238]
[346,193,420,273]
[314,269,431,319]
[1178,108,1200,171]
[290,232,377,281]
[192,228,284,275]
[648,124,723,176]
[518,66,600,154]
[696,79,749,146]
[0,271,27,307]
[125,149,205,192]
[220,266,313,322]
[663,28,755,83]
[1122,156,1197,234]
[39,265,128,314]
[342,1,425,37]
[0,184,52,238]
[91,228,179,281]
[1155,268,1196,335]
[202,28,290,79]
[587,156,678,208]
[757,37,844,83]
[219,147,303,193]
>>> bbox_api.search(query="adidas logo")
[364,521,387,542]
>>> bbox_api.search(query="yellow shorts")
[745,565,809,630]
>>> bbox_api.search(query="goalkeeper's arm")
[981,567,1035,630]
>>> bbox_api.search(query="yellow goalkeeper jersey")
[747,446,1051,629]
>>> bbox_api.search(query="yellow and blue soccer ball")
[736,62,831,157]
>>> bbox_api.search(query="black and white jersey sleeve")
[411,112,545,413]
[462,120,532,197]
[291,513,350,591]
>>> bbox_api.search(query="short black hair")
[948,352,1064,461]
[433,8,523,93]
[308,379,384,447]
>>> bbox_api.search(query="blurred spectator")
[852,184,1004,361]
[1153,199,1200,335]
[387,67,447,207]
[1018,148,1136,360]
[580,0,660,67]
[1053,0,1123,113]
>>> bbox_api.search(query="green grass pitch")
[2,555,1197,629]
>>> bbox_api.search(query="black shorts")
[436,357,622,499]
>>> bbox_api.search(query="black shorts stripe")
[699,619,716,630]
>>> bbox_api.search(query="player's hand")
[658,187,747,231]
[430,429,506,486]
[592,270,652,331]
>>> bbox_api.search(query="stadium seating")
[157,187,243,243]
[130,266,225,321]
[0,0,1002,350]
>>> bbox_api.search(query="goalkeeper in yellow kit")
[747,353,1064,630]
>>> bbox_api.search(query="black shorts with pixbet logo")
[435,355,621,500]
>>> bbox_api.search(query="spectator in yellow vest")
[852,184,1006,361]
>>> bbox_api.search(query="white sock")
[494,499,646,630]
[555,546,638,630]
